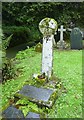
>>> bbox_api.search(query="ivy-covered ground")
[1,48,82,118]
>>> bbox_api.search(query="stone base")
[57,40,67,49]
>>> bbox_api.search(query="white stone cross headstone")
[57,25,66,49]
[58,25,66,41]
[39,18,57,79]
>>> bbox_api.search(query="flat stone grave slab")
[2,105,24,119]
[26,112,40,119]
[15,85,56,108]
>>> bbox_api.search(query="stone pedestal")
[57,40,67,49]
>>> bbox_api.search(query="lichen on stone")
[39,18,57,36]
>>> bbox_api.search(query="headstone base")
[57,40,67,49]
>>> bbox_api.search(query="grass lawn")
[1,48,82,118]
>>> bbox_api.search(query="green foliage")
[16,98,39,117]
[2,2,84,45]
[2,34,16,83]
[3,26,31,47]
[2,26,42,48]
[1,48,82,118]
[2,2,84,27]
[0,27,3,50]
[35,42,42,52]
[2,58,16,83]
[2,34,13,50]
[30,27,42,42]
[15,48,37,60]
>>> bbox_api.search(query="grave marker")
[26,112,40,119]
[2,105,24,118]
[58,25,66,41]
[39,18,57,78]
[15,85,56,108]
[70,27,82,49]
[57,25,66,49]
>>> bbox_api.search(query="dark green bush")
[27,41,36,47]
[30,27,42,42]
[2,34,13,50]
[2,26,31,47]
[2,26,42,48]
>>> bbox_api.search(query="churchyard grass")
[1,48,82,118]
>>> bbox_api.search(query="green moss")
[39,18,57,36]
[35,42,42,52]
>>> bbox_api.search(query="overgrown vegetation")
[2,34,17,83]
[2,2,84,48]
[2,26,42,47]
[2,58,16,82]
[1,48,82,118]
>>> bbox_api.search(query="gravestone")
[70,27,82,49]
[26,112,40,119]
[15,85,56,108]
[57,25,66,49]
[2,105,24,119]
[39,18,57,78]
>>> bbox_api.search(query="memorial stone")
[26,112,40,119]
[70,27,82,49]
[15,85,56,108]
[57,25,66,49]
[39,18,57,78]
[2,105,24,119]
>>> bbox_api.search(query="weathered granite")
[26,112,40,119]
[15,85,56,108]
[2,105,24,119]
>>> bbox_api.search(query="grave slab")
[15,85,56,108]
[2,105,24,119]
[26,112,40,119]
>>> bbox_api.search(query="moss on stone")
[39,18,57,36]
[35,42,42,52]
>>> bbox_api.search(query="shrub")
[0,27,3,50]
[27,41,36,47]
[2,34,16,83]
[2,34,13,50]
[2,26,31,47]
[2,57,16,83]
[2,25,42,48]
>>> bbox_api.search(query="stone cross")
[58,25,66,41]
[57,25,66,49]
[39,18,57,79]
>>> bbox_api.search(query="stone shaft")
[42,35,54,78]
